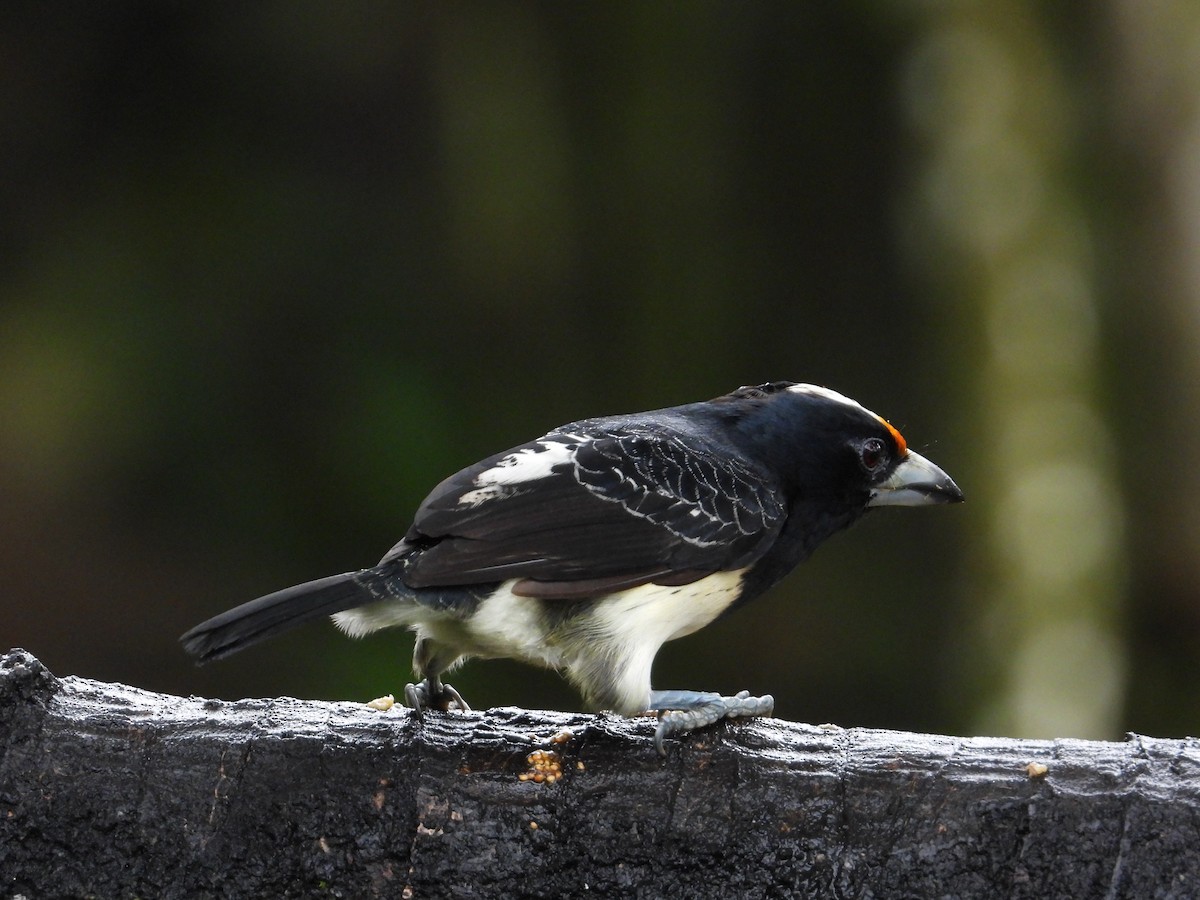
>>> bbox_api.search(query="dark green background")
[2,3,1194,740]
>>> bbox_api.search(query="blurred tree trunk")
[1102,0,1200,738]
[2,650,1196,899]
[899,2,1128,739]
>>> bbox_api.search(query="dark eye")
[859,437,887,472]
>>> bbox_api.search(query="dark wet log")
[1,648,1197,898]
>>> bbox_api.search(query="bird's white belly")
[460,570,748,713]
[458,569,746,656]
[335,568,749,715]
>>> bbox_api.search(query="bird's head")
[721,381,964,511]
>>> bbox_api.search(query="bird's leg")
[646,689,774,756]
[403,637,470,717]
[403,675,470,717]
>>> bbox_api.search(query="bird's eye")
[859,438,887,472]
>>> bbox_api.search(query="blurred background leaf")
[2,1,1197,741]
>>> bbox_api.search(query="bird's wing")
[396,427,786,596]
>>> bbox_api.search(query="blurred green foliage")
[2,2,1197,741]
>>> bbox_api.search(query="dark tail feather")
[180,567,392,663]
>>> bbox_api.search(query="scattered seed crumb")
[1026,762,1049,779]
[517,748,564,784]
[576,761,586,771]
[529,821,538,830]
[366,694,395,711]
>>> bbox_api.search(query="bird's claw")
[403,679,470,718]
[649,689,774,756]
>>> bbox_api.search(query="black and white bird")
[181,382,962,752]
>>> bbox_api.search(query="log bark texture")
[1,648,1198,898]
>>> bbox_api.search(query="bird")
[181,381,963,753]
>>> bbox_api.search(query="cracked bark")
[2,648,1198,899]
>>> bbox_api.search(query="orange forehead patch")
[878,416,908,455]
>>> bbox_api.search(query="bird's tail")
[180,565,398,663]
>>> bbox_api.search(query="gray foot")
[403,677,470,717]
[647,689,774,755]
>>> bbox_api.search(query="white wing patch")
[457,438,579,507]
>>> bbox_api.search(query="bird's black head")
[719,382,963,512]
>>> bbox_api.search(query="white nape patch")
[457,438,579,507]
[787,383,869,413]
